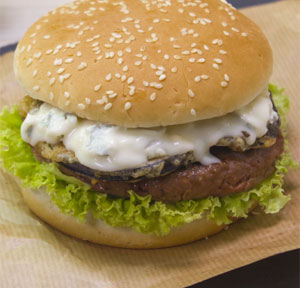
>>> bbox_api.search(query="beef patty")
[54,132,284,203]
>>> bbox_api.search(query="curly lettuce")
[0,84,297,235]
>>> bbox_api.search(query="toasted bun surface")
[21,187,229,249]
[14,0,272,127]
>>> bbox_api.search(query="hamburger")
[0,0,296,248]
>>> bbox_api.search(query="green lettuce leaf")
[0,84,297,235]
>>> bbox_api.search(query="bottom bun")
[21,187,252,249]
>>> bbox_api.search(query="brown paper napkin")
[0,1,299,287]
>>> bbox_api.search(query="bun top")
[14,0,272,128]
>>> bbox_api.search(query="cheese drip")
[21,88,278,172]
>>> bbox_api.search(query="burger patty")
[53,132,283,203]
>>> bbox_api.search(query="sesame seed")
[194,76,201,83]
[182,50,190,55]
[150,92,156,101]
[49,77,56,86]
[57,67,65,74]
[124,102,132,110]
[232,27,240,32]
[104,103,112,111]
[54,58,63,66]
[85,98,91,104]
[174,55,182,60]
[221,81,228,87]
[65,58,73,63]
[214,58,223,64]
[49,92,54,100]
[77,62,87,70]
[212,39,218,45]
[129,86,136,95]
[117,58,124,65]
[159,74,166,81]
[33,85,40,91]
[64,91,70,98]
[76,51,82,57]
[47,71,52,77]
[171,67,177,73]
[43,35,51,39]
[94,84,102,91]
[26,58,33,66]
[135,61,142,66]
[190,108,196,116]
[121,75,127,82]
[150,63,157,69]
[33,70,38,77]
[59,75,64,83]
[213,63,220,70]
[96,99,104,105]
[150,82,163,89]
[115,73,121,79]
[197,58,206,63]
[122,65,129,72]
[189,58,196,63]
[143,80,149,87]
[109,92,118,98]
[222,21,228,27]
[223,30,230,36]
[34,52,42,59]
[241,32,248,37]
[78,103,85,110]
[203,44,209,50]
[106,73,112,81]
[164,54,170,60]
[64,74,71,79]
[220,50,227,55]
[188,89,195,98]
[201,75,209,79]
[127,77,134,84]
[224,73,230,81]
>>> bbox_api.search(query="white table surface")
[0,0,70,47]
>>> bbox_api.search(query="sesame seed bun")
[14,0,272,127]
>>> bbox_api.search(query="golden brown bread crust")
[14,0,272,127]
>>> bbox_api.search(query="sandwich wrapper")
[0,2,299,287]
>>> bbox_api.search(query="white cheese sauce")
[21,88,278,171]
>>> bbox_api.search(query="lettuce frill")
[0,84,297,235]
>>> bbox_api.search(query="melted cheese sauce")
[21,88,278,171]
